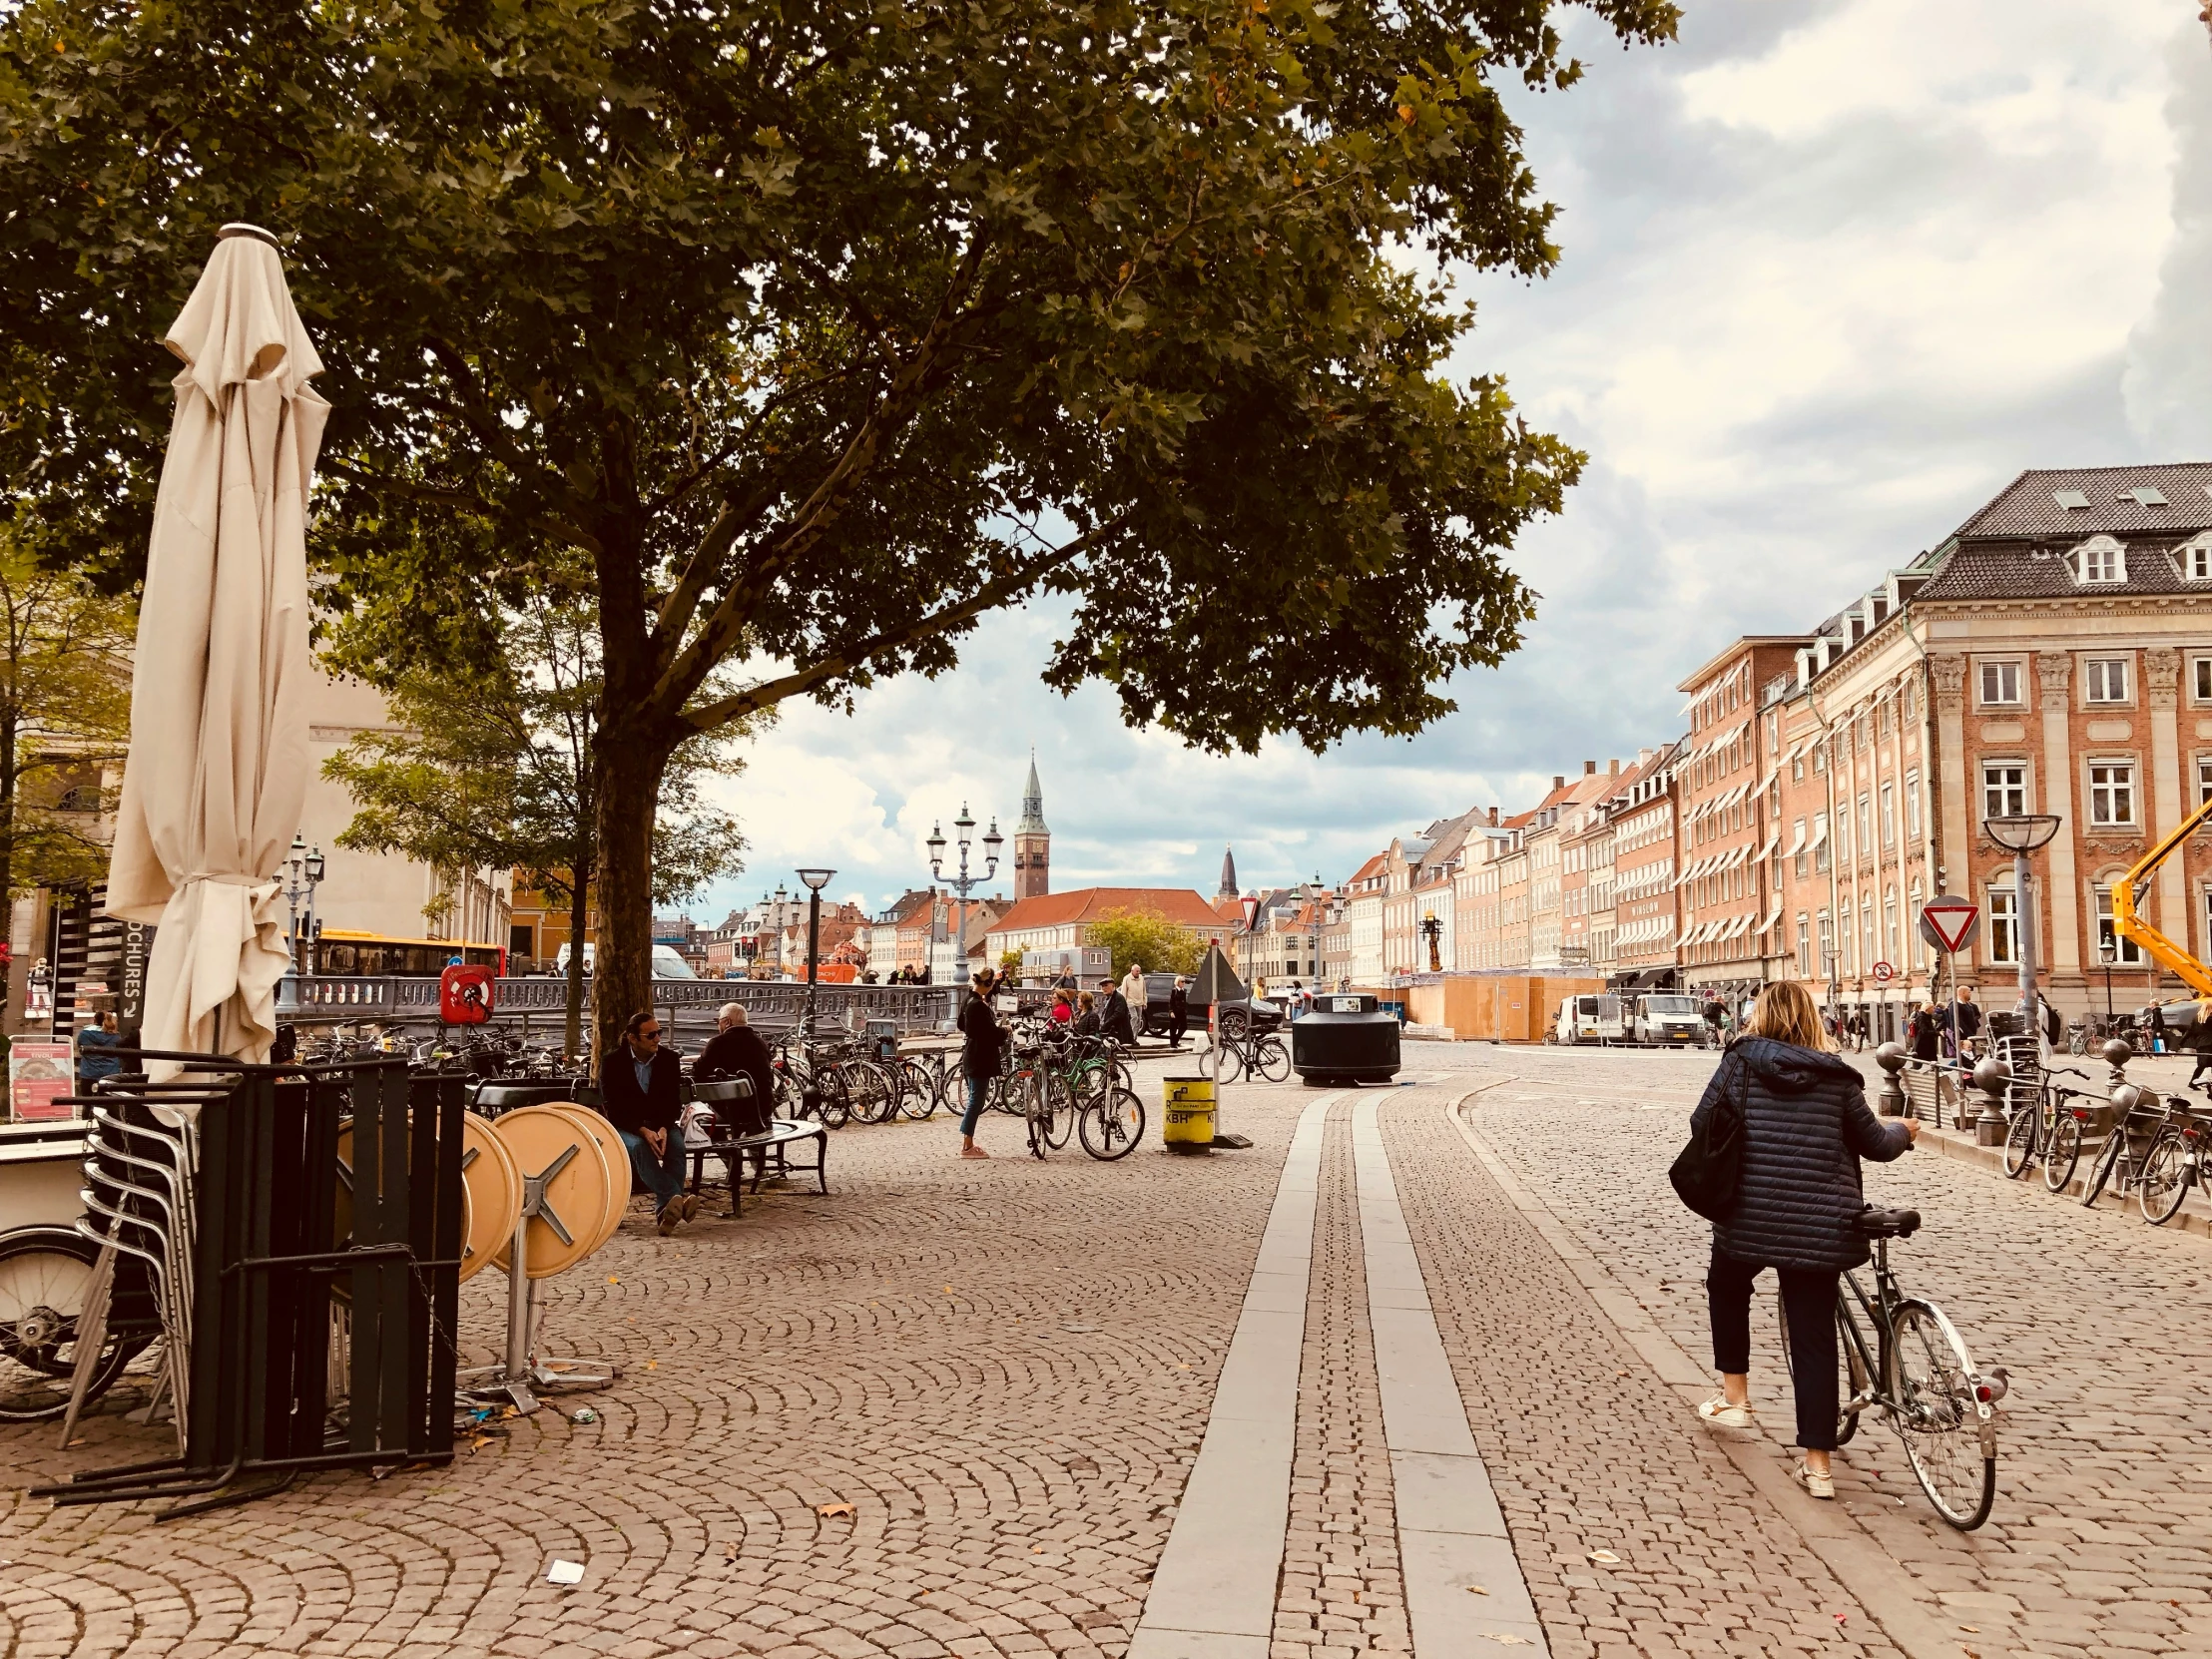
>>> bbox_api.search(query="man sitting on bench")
[695,1003,776,1134]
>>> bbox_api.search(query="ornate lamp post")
[796,866,836,1038]
[2099,939,2116,1031]
[279,832,326,973]
[927,806,1000,985]
[1980,810,2060,1145]
[1419,909,1443,974]
[772,883,790,979]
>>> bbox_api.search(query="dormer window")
[2070,535,2126,585]
[2178,532,2212,582]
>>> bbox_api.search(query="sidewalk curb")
[1443,1087,1971,1659]
[1914,1120,2212,1241]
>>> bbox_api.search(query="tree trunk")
[563,864,590,1064]
[590,737,670,1065]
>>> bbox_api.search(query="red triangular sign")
[1922,899,1978,954]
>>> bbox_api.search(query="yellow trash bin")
[1163,1076,1216,1154]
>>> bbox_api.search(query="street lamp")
[1981,810,2060,1145]
[926,806,999,985]
[773,883,790,979]
[796,866,836,1039]
[2099,939,2116,1030]
[1419,909,1443,974]
[279,832,326,973]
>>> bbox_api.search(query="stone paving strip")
[1352,1098,1547,1656]
[1131,1094,1334,1659]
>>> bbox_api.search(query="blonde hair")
[1744,980,1835,1052]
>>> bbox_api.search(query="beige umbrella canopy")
[105,226,328,1068]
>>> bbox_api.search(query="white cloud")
[683,0,2204,924]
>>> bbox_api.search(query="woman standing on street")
[957,969,1006,1158]
[1693,980,1917,1498]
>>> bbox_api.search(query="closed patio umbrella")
[105,226,328,1069]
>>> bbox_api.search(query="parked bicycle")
[1046,1035,1146,1161]
[2136,1087,2207,1226]
[1212,1025,1290,1084]
[1784,1205,2003,1530]
[2001,1063,2099,1191]
[2078,1081,2177,1211]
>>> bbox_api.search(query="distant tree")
[321,595,752,1059]
[0,525,135,1021]
[0,0,1678,1054]
[1086,908,1205,980]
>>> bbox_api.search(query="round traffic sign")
[1872,960,1895,983]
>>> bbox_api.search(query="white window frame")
[2088,758,2137,828]
[1986,884,2018,965]
[1881,783,1896,849]
[2195,655,2212,705]
[1982,760,2028,821]
[2180,533,2212,583]
[2084,657,2131,706]
[1905,769,1922,841]
[1978,660,2021,707]
[2072,536,2126,585]
[2094,886,2145,966]
[2198,755,2212,809]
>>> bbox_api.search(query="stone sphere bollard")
[1873,1040,1909,1117]
[1969,1054,2011,1146]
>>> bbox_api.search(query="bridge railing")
[276,975,962,1036]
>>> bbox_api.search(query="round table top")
[488,1105,616,1280]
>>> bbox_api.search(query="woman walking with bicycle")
[1691,980,1917,1498]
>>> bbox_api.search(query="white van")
[553,942,698,980]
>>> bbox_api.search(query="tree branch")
[678,514,1126,734]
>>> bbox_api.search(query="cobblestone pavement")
[1433,1041,2212,1659]
[7,1043,2199,1659]
[0,1074,1305,1659]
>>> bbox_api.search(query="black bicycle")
[1785,1206,2002,1530]
[1213,1026,1290,1084]
[2001,1063,2097,1191]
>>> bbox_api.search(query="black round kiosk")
[1291,993,1401,1086]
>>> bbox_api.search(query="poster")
[8,1041,77,1123]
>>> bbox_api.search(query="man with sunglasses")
[600,1008,698,1235]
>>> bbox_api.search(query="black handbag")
[1670,1051,1746,1221]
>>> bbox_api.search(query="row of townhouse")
[1338,463,2212,1042]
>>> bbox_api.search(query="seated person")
[598,1009,698,1236]
[694,1002,775,1135]
[1070,988,1102,1037]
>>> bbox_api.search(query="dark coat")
[599,1044,684,1136]
[1909,1008,1941,1062]
[959,991,1005,1078]
[1691,1036,1912,1272]
[694,1024,776,1130]
[1100,989,1136,1044]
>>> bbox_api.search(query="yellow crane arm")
[2110,792,2212,999]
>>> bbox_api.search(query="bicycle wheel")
[1022,1072,1051,1158]
[1254,1036,1290,1083]
[2001,1102,2039,1178]
[1216,1040,1247,1084]
[1888,1300,1996,1530]
[897,1057,939,1120]
[846,1061,898,1124]
[1080,1086,1146,1160]
[2043,1112,2081,1193]
[2080,1127,2124,1206]
[0,1230,138,1421]
[817,1069,851,1129]
[2137,1128,2192,1225]
[1042,1071,1078,1150]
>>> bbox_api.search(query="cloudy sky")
[694,0,2212,924]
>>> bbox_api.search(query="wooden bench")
[685,1119,829,1216]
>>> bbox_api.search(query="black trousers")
[1706,1247,1842,1452]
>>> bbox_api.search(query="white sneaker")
[1697,1394,1756,1428]
[1794,1460,1835,1500]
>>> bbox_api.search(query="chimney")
[1553,775,1565,790]
[1583,760,1597,775]
[1488,807,1500,827]
[1609,758,1621,776]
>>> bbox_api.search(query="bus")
[312,930,508,978]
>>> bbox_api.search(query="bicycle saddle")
[1857,1206,1922,1240]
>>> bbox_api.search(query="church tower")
[1014,754,1050,898]
[1217,844,1239,900]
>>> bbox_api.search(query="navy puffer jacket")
[1691,1036,1912,1272]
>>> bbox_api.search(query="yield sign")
[1920,895,1980,954]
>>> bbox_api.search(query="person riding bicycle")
[1690,980,1918,1500]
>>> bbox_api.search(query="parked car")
[1138,972,1286,1039]
[554,942,699,980]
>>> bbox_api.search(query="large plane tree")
[0,0,1676,1052]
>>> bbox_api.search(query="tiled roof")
[1950,463,2212,540]
[984,886,1230,932]
[1916,535,2212,603]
